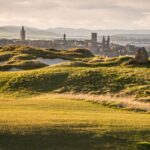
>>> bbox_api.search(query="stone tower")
[20,26,26,41]
[63,33,66,41]
[107,36,110,47]
[63,33,67,49]
[102,36,105,47]
[102,35,110,51]
[91,33,98,52]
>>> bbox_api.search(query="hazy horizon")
[0,0,150,30]
[1,25,150,31]
[1,25,141,30]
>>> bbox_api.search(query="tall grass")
[31,93,150,113]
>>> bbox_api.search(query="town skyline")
[0,26,139,58]
[1,25,150,49]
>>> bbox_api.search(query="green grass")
[0,45,149,72]
[0,94,149,150]
[0,45,94,71]
[1,45,149,71]
[0,65,150,99]
[0,46,149,149]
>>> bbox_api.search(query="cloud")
[0,0,149,29]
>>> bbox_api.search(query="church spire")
[102,36,105,45]
[22,26,25,31]
[63,33,66,41]
[107,35,110,45]
[20,26,26,41]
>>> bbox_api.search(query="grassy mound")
[0,45,94,71]
[0,52,14,61]
[1,45,149,71]
[68,48,94,57]
[10,54,36,61]
[0,65,150,101]
[1,71,68,93]
[0,60,47,71]
[0,46,150,100]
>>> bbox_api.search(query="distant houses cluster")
[0,26,139,57]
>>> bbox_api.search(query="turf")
[0,65,150,100]
[0,45,94,71]
[0,46,149,150]
[0,94,149,150]
[0,46,149,100]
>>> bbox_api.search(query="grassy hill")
[0,45,93,71]
[0,46,150,102]
[0,45,150,150]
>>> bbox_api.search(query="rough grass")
[0,45,94,71]
[0,65,150,100]
[9,54,36,61]
[50,94,150,113]
[0,52,14,61]
[0,60,48,71]
[1,45,150,71]
[0,94,149,150]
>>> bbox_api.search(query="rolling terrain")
[0,46,149,103]
[0,45,149,150]
[0,45,93,71]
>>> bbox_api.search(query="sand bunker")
[0,61,7,65]
[8,68,23,72]
[36,58,69,65]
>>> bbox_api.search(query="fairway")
[0,94,149,150]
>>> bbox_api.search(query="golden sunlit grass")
[49,93,150,112]
[0,94,150,150]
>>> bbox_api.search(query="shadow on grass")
[0,128,149,150]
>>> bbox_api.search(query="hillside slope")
[0,45,93,71]
[0,65,150,102]
[0,46,150,102]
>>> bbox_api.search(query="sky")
[0,0,150,29]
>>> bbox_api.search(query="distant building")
[20,26,26,41]
[0,28,139,57]
[91,33,98,52]
[63,34,66,41]
[102,36,110,51]
[125,44,136,54]
[63,33,67,48]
